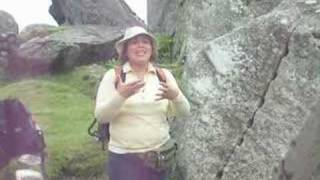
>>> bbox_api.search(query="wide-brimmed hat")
[115,26,157,61]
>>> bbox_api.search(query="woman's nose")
[136,40,144,46]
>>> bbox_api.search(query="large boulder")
[148,0,283,36]
[6,25,123,79]
[173,0,320,179]
[147,0,177,35]
[49,0,144,27]
[176,0,282,41]
[177,9,299,180]
[171,0,284,63]
[0,11,19,81]
[0,10,18,34]
[0,33,21,81]
[220,14,320,180]
[19,24,58,42]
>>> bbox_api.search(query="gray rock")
[147,0,177,35]
[173,0,284,64]
[0,33,21,81]
[7,25,122,79]
[49,0,144,27]
[147,0,283,36]
[0,10,18,34]
[19,24,58,42]
[176,0,282,43]
[272,102,320,180]
[246,0,283,17]
[220,14,320,180]
[176,9,300,180]
[174,0,320,179]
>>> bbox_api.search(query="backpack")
[88,66,166,150]
[0,98,46,169]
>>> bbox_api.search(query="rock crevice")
[215,23,295,180]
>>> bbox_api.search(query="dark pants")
[107,151,169,180]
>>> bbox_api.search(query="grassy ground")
[0,65,107,179]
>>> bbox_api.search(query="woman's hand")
[116,76,145,98]
[155,82,179,101]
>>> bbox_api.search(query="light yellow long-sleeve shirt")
[94,62,190,153]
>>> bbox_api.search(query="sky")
[0,0,146,31]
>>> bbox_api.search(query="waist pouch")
[136,139,177,172]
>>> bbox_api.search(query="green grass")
[43,64,107,98]
[155,34,175,64]
[0,79,106,179]
[154,34,186,87]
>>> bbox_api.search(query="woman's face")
[126,35,153,65]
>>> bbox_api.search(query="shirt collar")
[122,62,156,74]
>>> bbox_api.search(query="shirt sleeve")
[164,69,190,118]
[94,69,126,123]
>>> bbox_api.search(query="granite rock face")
[148,0,284,36]
[159,0,320,180]
[272,102,320,180]
[176,9,300,180]
[220,14,320,180]
[147,0,177,35]
[49,0,144,27]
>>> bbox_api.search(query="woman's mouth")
[135,50,146,56]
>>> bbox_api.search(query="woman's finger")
[127,79,144,86]
[155,94,165,101]
[159,82,168,88]
[115,75,122,88]
[132,81,145,90]
[158,86,167,93]
[155,90,168,101]
[155,92,164,96]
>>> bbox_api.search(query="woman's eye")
[142,39,150,44]
[131,39,138,44]
[129,37,150,45]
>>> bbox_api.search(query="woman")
[94,26,190,180]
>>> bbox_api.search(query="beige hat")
[115,26,157,61]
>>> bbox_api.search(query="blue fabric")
[107,151,169,180]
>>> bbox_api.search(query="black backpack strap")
[114,66,126,88]
[155,68,177,122]
[88,118,99,138]
[155,67,166,83]
[121,68,126,82]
